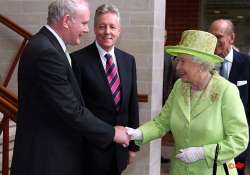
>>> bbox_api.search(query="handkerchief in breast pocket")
[237,80,247,86]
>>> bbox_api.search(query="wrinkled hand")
[128,151,136,164]
[113,126,130,147]
[126,127,143,140]
[176,147,204,163]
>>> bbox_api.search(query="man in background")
[11,1,129,175]
[71,3,139,175]
[161,30,178,163]
[209,19,250,175]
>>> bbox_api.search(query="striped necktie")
[105,53,121,111]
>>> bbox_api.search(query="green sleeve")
[204,84,249,167]
[136,83,177,146]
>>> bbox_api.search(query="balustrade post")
[2,116,9,175]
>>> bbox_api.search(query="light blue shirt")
[222,47,233,79]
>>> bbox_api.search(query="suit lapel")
[176,75,217,122]
[115,49,126,109]
[90,44,118,108]
[191,88,213,119]
[176,83,191,122]
[90,44,108,83]
[229,50,239,83]
[191,75,216,119]
[40,27,68,64]
[40,27,84,104]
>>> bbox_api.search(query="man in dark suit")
[10,1,130,175]
[71,3,139,175]
[161,30,178,163]
[209,19,250,175]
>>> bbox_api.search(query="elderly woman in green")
[127,30,249,175]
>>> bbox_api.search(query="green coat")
[138,73,249,175]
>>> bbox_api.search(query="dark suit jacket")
[228,49,250,156]
[163,54,177,104]
[71,43,139,173]
[228,50,250,120]
[11,27,115,175]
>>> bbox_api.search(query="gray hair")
[47,0,88,25]
[94,4,120,26]
[192,56,215,72]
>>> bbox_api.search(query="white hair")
[192,56,215,71]
[47,0,88,25]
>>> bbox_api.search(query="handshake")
[113,126,143,147]
[114,126,205,164]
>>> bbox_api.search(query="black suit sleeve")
[36,50,115,148]
[71,58,82,90]
[127,57,140,151]
[246,59,250,123]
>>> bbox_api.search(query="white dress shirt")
[95,41,119,73]
[45,25,71,66]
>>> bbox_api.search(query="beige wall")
[0,0,166,174]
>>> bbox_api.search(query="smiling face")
[175,54,202,84]
[209,20,235,58]
[65,5,90,45]
[94,12,121,52]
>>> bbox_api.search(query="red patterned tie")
[105,53,121,111]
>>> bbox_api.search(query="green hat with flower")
[165,30,223,64]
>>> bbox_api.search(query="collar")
[224,47,233,63]
[45,25,67,52]
[95,41,115,59]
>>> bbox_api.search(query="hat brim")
[165,46,223,64]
